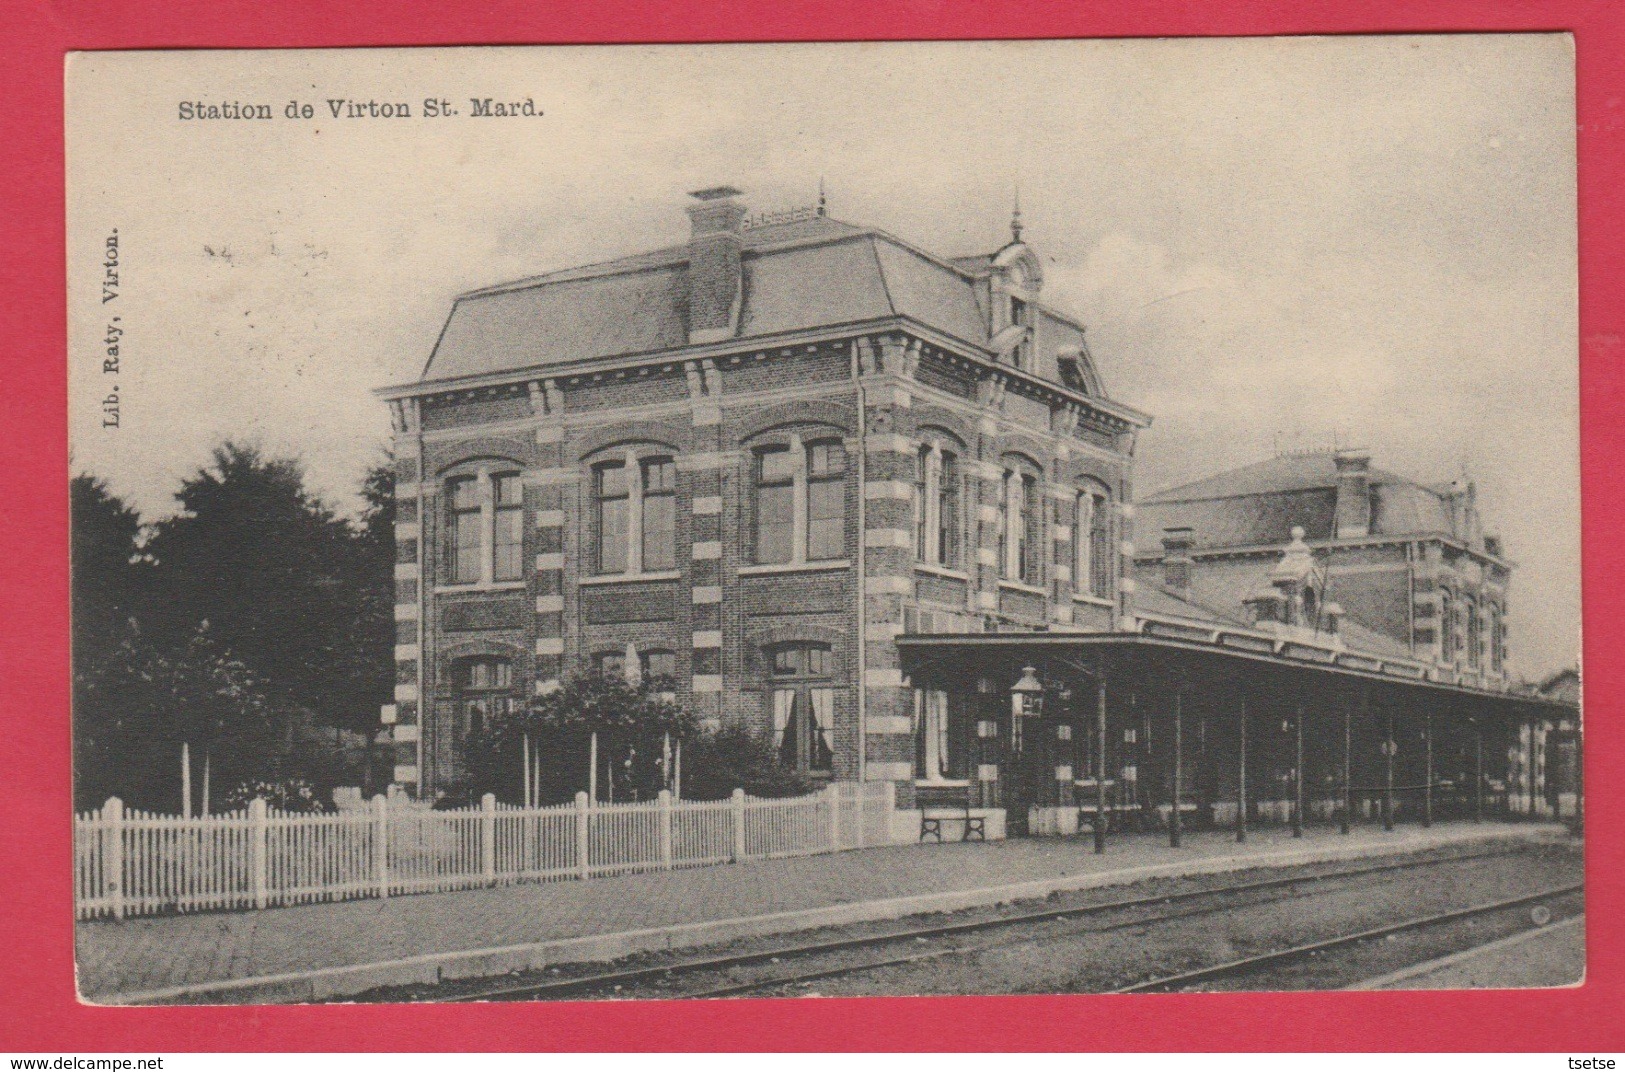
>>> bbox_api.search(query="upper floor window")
[1466,598,1482,670]
[1076,487,1112,599]
[913,443,961,568]
[445,467,524,587]
[1439,590,1456,664]
[593,451,677,576]
[768,642,835,774]
[1489,605,1505,673]
[641,459,676,571]
[753,435,847,565]
[1001,468,1042,586]
[449,476,482,584]
[493,474,524,582]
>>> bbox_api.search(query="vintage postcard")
[66,37,1581,1005]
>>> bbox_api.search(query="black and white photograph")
[66,37,1582,1005]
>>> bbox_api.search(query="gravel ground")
[354,839,1581,1001]
[749,844,1581,997]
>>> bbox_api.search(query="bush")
[679,725,820,801]
[223,777,323,813]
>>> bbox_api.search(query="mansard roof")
[416,214,1103,394]
[1137,452,1461,551]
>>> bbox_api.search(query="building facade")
[1132,449,1514,689]
[379,187,1150,804]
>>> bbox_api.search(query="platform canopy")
[895,629,1576,724]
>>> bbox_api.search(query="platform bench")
[920,805,986,843]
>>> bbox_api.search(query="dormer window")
[1009,296,1031,369]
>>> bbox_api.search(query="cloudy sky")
[67,37,1578,677]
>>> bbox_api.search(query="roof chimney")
[1161,526,1194,594]
[684,186,746,344]
[1333,448,1372,539]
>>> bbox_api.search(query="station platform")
[75,820,1568,1004]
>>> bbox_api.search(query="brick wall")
[392,330,1136,799]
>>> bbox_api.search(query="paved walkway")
[75,821,1562,1003]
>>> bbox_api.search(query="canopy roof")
[896,630,1575,719]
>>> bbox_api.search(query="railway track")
[1112,882,1583,993]
[432,845,1544,1002]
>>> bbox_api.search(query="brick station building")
[378,187,1150,805]
[379,185,1573,839]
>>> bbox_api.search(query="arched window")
[1001,465,1042,585]
[767,642,835,774]
[1466,598,1482,670]
[1075,486,1112,599]
[914,441,961,568]
[752,434,847,565]
[1301,585,1319,628]
[1439,590,1456,664]
[454,656,516,740]
[592,450,677,576]
[445,467,524,586]
[1009,296,1031,370]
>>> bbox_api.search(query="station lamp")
[1010,665,1044,754]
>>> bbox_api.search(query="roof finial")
[817,176,827,217]
[1011,183,1023,243]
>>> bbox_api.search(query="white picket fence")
[74,782,895,920]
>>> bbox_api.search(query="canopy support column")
[1170,690,1183,849]
[1236,693,1248,844]
[1474,719,1484,823]
[1094,658,1109,855]
[1422,710,1433,828]
[1383,706,1396,832]
[1292,699,1305,838]
[1341,694,1354,835]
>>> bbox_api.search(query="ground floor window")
[455,656,517,739]
[914,688,969,781]
[768,642,835,773]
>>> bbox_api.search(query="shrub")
[223,777,323,813]
[679,725,819,801]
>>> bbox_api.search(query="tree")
[73,622,275,811]
[143,443,387,737]
[465,674,699,806]
[70,474,146,672]
[71,475,149,808]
